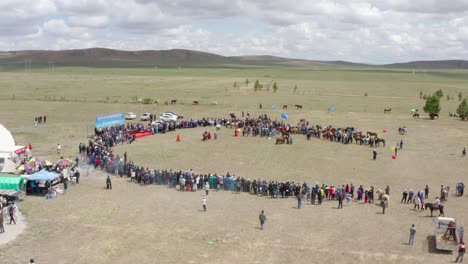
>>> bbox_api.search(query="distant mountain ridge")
[0,48,467,69]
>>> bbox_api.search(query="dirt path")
[0,211,26,246]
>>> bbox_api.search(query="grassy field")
[0,66,467,264]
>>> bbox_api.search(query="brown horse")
[193,101,199,105]
[384,109,391,114]
[429,113,439,119]
[170,99,177,104]
[283,105,288,109]
[367,131,378,138]
[295,105,303,109]
[413,113,419,118]
[229,113,236,119]
[276,137,285,144]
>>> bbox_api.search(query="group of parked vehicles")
[125,112,182,123]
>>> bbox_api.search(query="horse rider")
[434,196,441,209]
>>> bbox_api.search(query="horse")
[384,109,391,114]
[229,113,236,119]
[367,131,378,138]
[295,105,303,109]
[424,203,444,217]
[193,101,199,105]
[375,138,386,147]
[170,99,177,104]
[412,113,419,118]
[283,105,288,109]
[429,113,439,119]
[275,137,285,144]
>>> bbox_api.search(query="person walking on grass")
[462,147,466,157]
[9,203,16,225]
[259,210,266,230]
[202,196,207,212]
[373,149,377,160]
[408,224,416,245]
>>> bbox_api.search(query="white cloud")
[0,0,467,63]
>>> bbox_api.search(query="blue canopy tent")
[26,170,60,182]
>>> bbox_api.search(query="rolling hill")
[0,48,467,69]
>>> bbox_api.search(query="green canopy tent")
[0,175,24,191]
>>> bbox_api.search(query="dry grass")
[0,68,467,263]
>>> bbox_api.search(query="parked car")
[140,113,151,121]
[160,112,178,121]
[126,112,136,120]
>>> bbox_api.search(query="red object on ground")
[234,129,239,137]
[392,155,396,160]
[134,132,152,139]
[28,143,33,150]
[176,134,181,142]
[383,129,387,133]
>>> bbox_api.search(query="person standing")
[462,147,466,157]
[106,175,112,189]
[394,147,398,156]
[297,193,302,209]
[373,149,377,160]
[380,199,387,214]
[0,206,4,233]
[424,185,429,199]
[400,140,404,150]
[57,143,61,154]
[337,192,343,209]
[455,242,465,263]
[259,210,266,230]
[205,181,210,196]
[202,196,207,212]
[63,178,68,195]
[409,224,416,245]
[9,203,16,225]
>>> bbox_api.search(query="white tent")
[0,157,18,173]
[0,124,25,158]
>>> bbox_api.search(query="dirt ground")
[0,69,467,263]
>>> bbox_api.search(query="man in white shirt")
[57,144,61,154]
[202,197,207,212]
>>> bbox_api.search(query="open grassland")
[0,67,467,264]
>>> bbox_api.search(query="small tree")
[293,85,298,93]
[435,89,444,98]
[254,80,260,91]
[447,94,451,100]
[233,82,237,88]
[422,94,427,100]
[365,92,368,97]
[459,92,463,101]
[457,98,468,120]
[423,95,441,119]
[273,82,278,93]
[419,91,423,99]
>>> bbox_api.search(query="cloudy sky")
[1,0,468,63]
